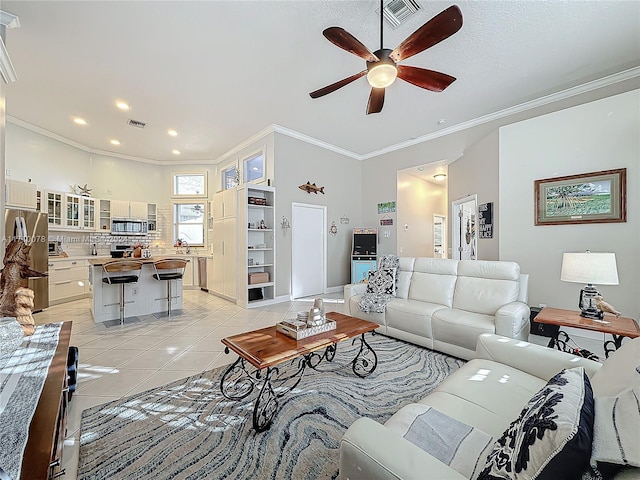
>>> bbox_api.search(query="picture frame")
[534,168,626,226]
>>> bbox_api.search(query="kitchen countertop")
[87,256,192,266]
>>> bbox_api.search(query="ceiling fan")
[309,2,463,114]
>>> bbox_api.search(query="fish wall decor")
[299,181,325,194]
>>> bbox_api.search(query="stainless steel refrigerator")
[4,209,49,311]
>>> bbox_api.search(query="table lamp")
[560,251,619,319]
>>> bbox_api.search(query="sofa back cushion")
[453,260,520,315]
[408,258,458,307]
[396,257,416,299]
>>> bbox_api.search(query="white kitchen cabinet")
[45,191,64,227]
[210,217,236,300]
[110,199,130,218]
[5,179,38,210]
[237,184,275,308]
[48,259,90,305]
[212,187,237,220]
[130,201,148,220]
[64,194,96,230]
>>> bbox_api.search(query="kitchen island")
[88,257,188,323]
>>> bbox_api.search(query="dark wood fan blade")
[390,5,463,62]
[397,65,456,92]
[309,70,367,98]
[323,27,379,62]
[366,88,385,115]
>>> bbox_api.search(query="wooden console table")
[21,321,71,480]
[534,307,639,359]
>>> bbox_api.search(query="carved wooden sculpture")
[0,239,48,317]
[14,287,36,336]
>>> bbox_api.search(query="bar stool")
[102,260,143,325]
[152,258,187,317]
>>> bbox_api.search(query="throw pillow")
[365,268,396,297]
[478,366,594,480]
[590,384,640,468]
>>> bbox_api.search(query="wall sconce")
[281,216,291,229]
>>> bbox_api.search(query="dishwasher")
[198,257,208,291]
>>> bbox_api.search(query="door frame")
[433,214,447,258]
[291,202,327,299]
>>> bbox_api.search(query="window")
[172,172,207,197]
[243,148,266,184]
[173,203,205,246]
[221,165,239,190]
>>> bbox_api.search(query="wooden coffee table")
[534,307,640,359]
[220,312,379,431]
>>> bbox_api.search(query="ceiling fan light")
[367,63,397,88]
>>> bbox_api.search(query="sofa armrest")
[475,333,602,381]
[494,302,530,340]
[341,418,467,480]
[344,283,367,299]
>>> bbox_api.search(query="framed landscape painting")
[534,168,626,226]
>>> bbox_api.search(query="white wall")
[396,172,446,257]
[274,133,361,296]
[448,130,500,260]
[500,89,640,318]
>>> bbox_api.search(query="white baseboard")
[325,285,344,294]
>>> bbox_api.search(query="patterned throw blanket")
[0,323,62,480]
[357,254,400,313]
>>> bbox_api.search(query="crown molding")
[359,66,640,160]
[272,125,362,159]
[0,11,20,29]
[7,67,639,166]
[0,36,17,83]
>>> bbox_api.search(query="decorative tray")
[276,320,336,340]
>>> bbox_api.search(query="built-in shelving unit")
[237,184,275,308]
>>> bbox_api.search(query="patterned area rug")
[78,335,464,479]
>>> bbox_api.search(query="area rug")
[78,335,464,479]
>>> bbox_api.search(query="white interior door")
[451,195,478,260]
[291,203,326,299]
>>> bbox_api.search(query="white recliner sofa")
[344,258,530,360]
[340,334,640,480]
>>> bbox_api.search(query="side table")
[534,307,640,359]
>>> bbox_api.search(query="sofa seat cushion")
[432,309,496,351]
[418,359,548,437]
[385,403,494,480]
[385,299,447,339]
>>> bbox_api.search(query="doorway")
[451,195,477,260]
[291,203,326,299]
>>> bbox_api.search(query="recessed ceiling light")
[172,149,181,155]
[167,129,178,137]
[110,139,121,146]
[437,119,446,125]
[73,117,87,125]
[417,167,424,172]
[433,173,447,181]
[116,101,130,111]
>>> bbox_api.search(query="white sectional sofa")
[344,258,530,360]
[340,334,640,480]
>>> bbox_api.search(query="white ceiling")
[2,1,639,164]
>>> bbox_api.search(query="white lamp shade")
[560,252,619,285]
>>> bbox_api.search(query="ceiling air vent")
[382,0,421,29]
[128,119,146,129]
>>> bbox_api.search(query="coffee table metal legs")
[352,333,378,378]
[220,334,378,431]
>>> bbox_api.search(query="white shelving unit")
[237,184,275,308]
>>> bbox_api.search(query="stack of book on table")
[276,318,336,340]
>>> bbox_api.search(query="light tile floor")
[33,289,347,479]
[32,291,608,479]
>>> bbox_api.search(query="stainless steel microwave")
[111,219,147,236]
